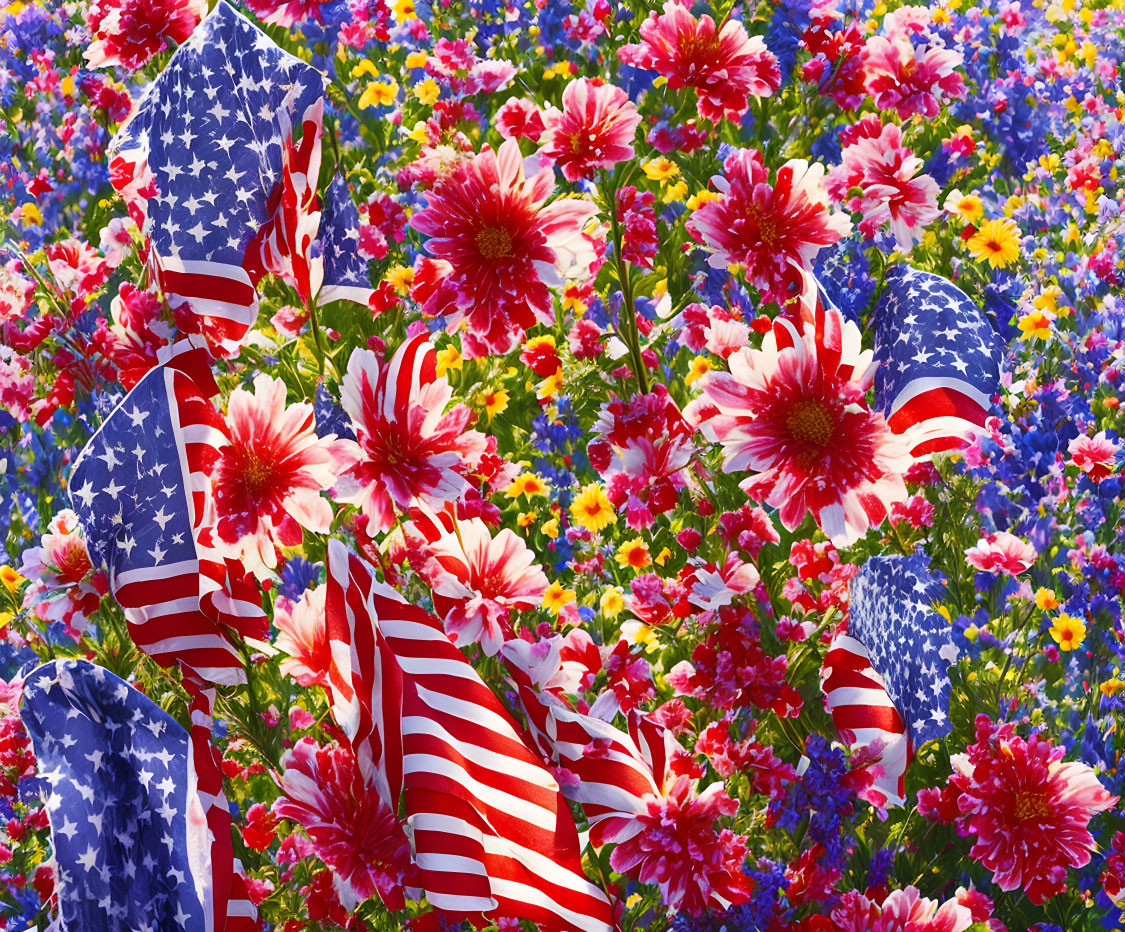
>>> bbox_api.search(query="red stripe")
[887,386,989,433]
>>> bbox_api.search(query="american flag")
[821,554,957,806]
[323,541,615,931]
[67,340,266,685]
[872,266,1003,459]
[109,0,325,356]
[318,175,375,307]
[20,658,258,931]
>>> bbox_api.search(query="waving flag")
[821,554,956,806]
[318,175,375,307]
[323,540,614,932]
[67,340,265,685]
[872,266,1003,458]
[20,658,257,931]
[109,1,325,355]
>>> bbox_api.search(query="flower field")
[1,0,1124,928]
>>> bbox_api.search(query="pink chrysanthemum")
[85,0,205,70]
[618,0,780,123]
[829,886,974,932]
[1069,430,1119,482]
[408,507,548,656]
[827,117,940,251]
[963,531,1036,575]
[688,149,851,296]
[864,9,966,119]
[212,375,347,572]
[336,334,488,533]
[273,737,414,911]
[604,776,752,916]
[540,78,641,182]
[947,715,1117,904]
[410,139,598,357]
[698,308,911,544]
[274,585,330,687]
[19,511,106,640]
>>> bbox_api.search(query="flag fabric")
[19,658,257,931]
[67,340,266,685]
[318,175,375,307]
[109,1,325,355]
[821,554,957,806]
[849,554,956,749]
[821,632,911,807]
[323,540,615,932]
[872,266,1004,459]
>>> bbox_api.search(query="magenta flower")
[540,78,641,181]
[85,0,205,70]
[864,9,966,119]
[1068,430,1119,482]
[964,531,1036,575]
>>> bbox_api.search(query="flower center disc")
[1013,789,1051,822]
[476,226,513,259]
[787,398,836,448]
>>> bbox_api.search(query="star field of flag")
[68,369,196,582]
[872,266,1003,447]
[848,554,957,748]
[114,0,324,270]
[319,174,374,305]
[20,659,206,930]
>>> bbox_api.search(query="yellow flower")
[385,264,414,294]
[517,511,536,528]
[686,190,720,211]
[1033,286,1061,315]
[570,483,616,533]
[358,79,398,110]
[653,546,672,566]
[537,370,564,401]
[435,346,462,377]
[543,581,575,614]
[541,518,560,539]
[393,0,415,19]
[1035,587,1059,611]
[943,189,984,223]
[615,538,651,570]
[966,218,1022,269]
[413,78,439,105]
[507,473,549,498]
[351,59,379,79]
[405,51,429,69]
[0,566,24,592]
[478,388,509,421]
[600,587,625,618]
[663,180,688,203]
[1017,311,1051,340]
[685,355,714,386]
[642,157,679,181]
[18,203,42,227]
[1050,613,1086,651]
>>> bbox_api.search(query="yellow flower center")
[476,226,513,259]
[787,399,835,448]
[1013,789,1051,822]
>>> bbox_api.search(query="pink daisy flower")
[274,585,330,687]
[335,334,488,533]
[540,78,641,182]
[1068,430,1119,482]
[948,716,1117,904]
[618,0,780,123]
[410,139,598,357]
[827,117,940,251]
[698,307,911,544]
[211,375,348,573]
[407,506,548,656]
[85,0,205,70]
[964,531,1036,575]
[273,737,414,911]
[19,510,106,639]
[829,886,974,932]
[864,9,966,119]
[688,149,851,297]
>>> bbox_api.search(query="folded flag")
[318,175,375,307]
[323,540,614,932]
[20,658,257,931]
[822,554,956,806]
[872,266,1004,459]
[67,340,266,685]
[109,1,325,355]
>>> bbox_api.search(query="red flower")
[85,0,205,70]
[864,9,966,119]
[273,738,414,911]
[688,149,851,297]
[410,139,598,357]
[540,78,640,181]
[619,0,780,123]
[945,715,1118,904]
[698,307,911,544]
[336,334,487,533]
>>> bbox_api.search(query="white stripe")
[134,633,239,655]
[402,753,558,830]
[318,284,373,307]
[827,685,898,707]
[115,560,199,585]
[487,877,612,932]
[409,683,522,745]
[402,715,555,788]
